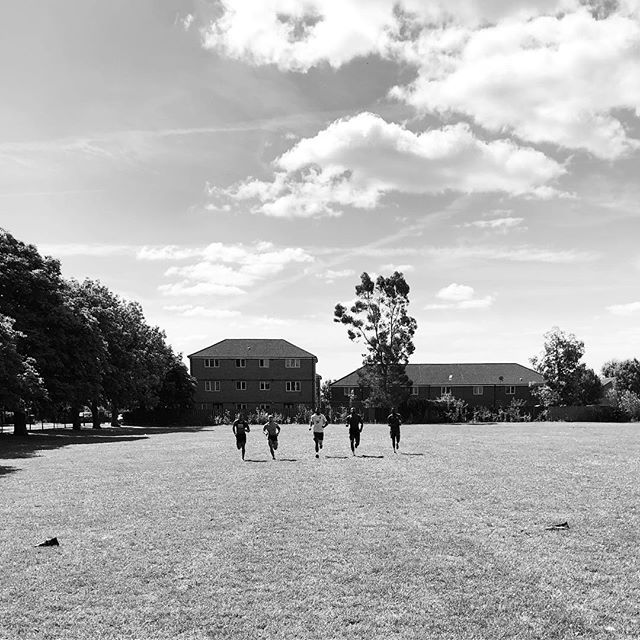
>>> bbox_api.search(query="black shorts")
[349,429,360,446]
[268,435,278,450]
[389,428,400,438]
[235,434,246,449]
[313,432,324,442]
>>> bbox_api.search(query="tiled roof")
[332,363,544,386]
[188,338,316,360]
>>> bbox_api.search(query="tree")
[0,230,102,431]
[602,358,640,395]
[334,271,417,408]
[157,353,196,411]
[530,327,601,406]
[0,314,47,435]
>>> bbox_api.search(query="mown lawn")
[1,422,639,639]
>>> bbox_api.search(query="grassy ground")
[1,422,639,640]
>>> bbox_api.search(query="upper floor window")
[205,380,220,392]
[411,387,419,396]
[286,381,301,392]
[204,358,219,368]
[473,386,483,395]
[285,358,300,368]
[259,381,271,391]
[235,359,246,368]
[259,359,269,368]
[236,381,247,391]
[506,386,516,395]
[441,386,452,395]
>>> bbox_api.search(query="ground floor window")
[473,386,483,395]
[441,386,452,395]
[506,386,516,395]
[235,403,247,411]
[259,404,271,411]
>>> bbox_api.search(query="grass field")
[1,422,639,639]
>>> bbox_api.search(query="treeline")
[0,229,196,436]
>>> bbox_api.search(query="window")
[204,381,220,392]
[235,403,247,411]
[259,403,271,411]
[344,387,354,397]
[506,386,516,395]
[411,387,419,396]
[259,381,271,391]
[204,358,219,368]
[235,359,246,368]
[285,358,300,368]
[259,359,269,368]
[473,386,483,395]
[441,386,452,395]
[286,381,301,392]
[236,381,247,391]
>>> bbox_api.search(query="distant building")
[189,339,319,418]
[329,362,544,420]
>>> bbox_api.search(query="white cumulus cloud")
[429,282,494,309]
[393,9,640,158]
[211,113,565,218]
[146,241,313,297]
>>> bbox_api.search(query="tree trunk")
[71,406,82,431]
[110,403,119,427]
[91,399,101,429]
[13,410,28,437]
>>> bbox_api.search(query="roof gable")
[332,363,543,387]
[188,338,316,360]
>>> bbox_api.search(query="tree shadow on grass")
[0,429,150,478]
[277,458,298,462]
[359,454,384,459]
[400,452,425,456]
[244,459,268,463]
[326,455,349,459]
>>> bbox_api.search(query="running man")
[232,413,250,460]
[388,407,402,453]
[309,407,328,458]
[346,407,363,456]
[262,415,281,460]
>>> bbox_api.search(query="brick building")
[330,363,544,420]
[189,339,319,418]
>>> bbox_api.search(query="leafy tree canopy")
[602,358,640,396]
[334,271,417,408]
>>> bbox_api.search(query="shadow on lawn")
[0,427,166,476]
[400,452,425,456]
[359,454,384,459]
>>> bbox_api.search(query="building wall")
[191,356,316,414]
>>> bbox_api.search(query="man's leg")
[350,434,355,455]
[241,443,246,460]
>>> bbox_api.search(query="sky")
[1,0,640,382]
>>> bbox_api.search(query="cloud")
[607,301,640,316]
[461,217,526,232]
[151,241,314,297]
[318,268,356,283]
[38,243,135,258]
[425,245,599,263]
[428,283,494,310]
[380,263,414,273]
[163,305,241,318]
[393,9,640,158]
[211,113,565,218]
[202,1,580,71]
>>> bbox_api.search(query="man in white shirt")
[309,407,328,458]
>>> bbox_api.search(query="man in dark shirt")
[232,413,251,460]
[388,408,402,453]
[262,415,281,460]
[345,407,363,456]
